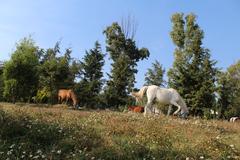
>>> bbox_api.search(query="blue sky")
[0,0,240,88]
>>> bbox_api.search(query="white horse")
[229,117,240,122]
[131,85,189,118]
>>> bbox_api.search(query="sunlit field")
[0,103,239,160]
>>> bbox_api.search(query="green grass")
[0,102,239,159]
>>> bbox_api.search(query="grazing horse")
[128,106,144,113]
[58,89,78,107]
[229,117,240,122]
[131,85,189,118]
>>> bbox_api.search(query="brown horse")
[128,106,144,113]
[58,89,78,107]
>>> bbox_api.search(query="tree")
[217,60,240,118]
[217,72,232,119]
[37,42,77,104]
[145,60,165,86]
[168,13,218,117]
[104,54,132,106]
[3,37,40,102]
[0,61,4,101]
[103,22,149,107]
[76,41,105,108]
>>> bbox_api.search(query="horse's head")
[179,110,189,119]
[130,92,141,103]
[69,90,78,106]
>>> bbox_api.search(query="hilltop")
[0,103,239,159]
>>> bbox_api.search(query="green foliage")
[104,54,132,107]
[32,87,51,103]
[168,13,218,117]
[0,109,70,159]
[3,79,18,103]
[38,42,78,104]
[103,22,149,107]
[217,60,240,118]
[3,37,40,102]
[0,62,4,101]
[145,60,165,86]
[76,41,105,108]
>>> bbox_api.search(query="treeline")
[0,13,239,119]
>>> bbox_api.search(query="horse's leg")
[66,97,69,105]
[58,96,61,104]
[167,105,173,116]
[144,94,155,117]
[144,102,152,117]
[171,101,182,116]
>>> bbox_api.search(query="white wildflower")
[9,144,15,148]
[33,155,40,159]
[57,150,61,154]
[7,150,12,155]
[36,149,42,154]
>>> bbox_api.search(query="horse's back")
[58,89,71,97]
[134,106,144,113]
[58,89,69,93]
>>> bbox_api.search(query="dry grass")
[0,102,239,159]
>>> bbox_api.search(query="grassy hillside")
[0,103,239,160]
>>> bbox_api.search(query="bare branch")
[121,14,138,40]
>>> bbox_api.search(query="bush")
[33,87,51,103]
[3,79,18,103]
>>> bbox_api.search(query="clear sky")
[0,0,240,88]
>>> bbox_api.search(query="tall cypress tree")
[103,22,149,107]
[168,13,218,116]
[76,41,105,108]
[145,60,165,86]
